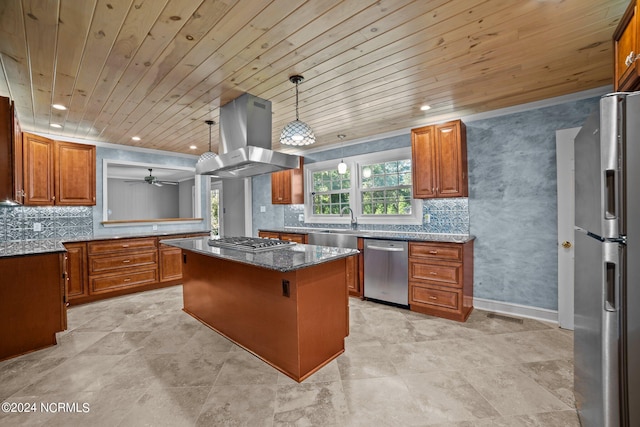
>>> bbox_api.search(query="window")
[360,160,412,215]
[311,169,351,214]
[304,147,422,225]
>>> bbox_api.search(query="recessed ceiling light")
[189,145,197,150]
[420,105,431,111]
[131,136,141,141]
[52,104,67,110]
[50,123,62,128]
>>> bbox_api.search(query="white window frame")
[304,147,423,225]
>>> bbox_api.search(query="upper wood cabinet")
[411,120,468,199]
[271,157,304,204]
[0,96,24,204]
[55,141,96,205]
[22,133,96,206]
[23,133,55,205]
[614,0,640,91]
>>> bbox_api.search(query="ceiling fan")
[125,168,178,187]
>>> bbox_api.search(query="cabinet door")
[64,242,89,299]
[23,133,55,205]
[435,121,468,198]
[614,3,639,91]
[159,247,183,282]
[345,254,358,294]
[271,169,291,203]
[280,233,307,243]
[55,141,96,205]
[271,158,304,204]
[411,125,437,198]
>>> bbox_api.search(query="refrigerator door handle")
[604,261,617,312]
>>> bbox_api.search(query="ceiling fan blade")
[153,182,163,187]
[158,181,178,185]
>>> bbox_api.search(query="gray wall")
[179,178,195,218]
[107,178,179,220]
[252,96,601,311]
[466,97,598,310]
[221,179,246,236]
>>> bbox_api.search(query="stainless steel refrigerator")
[574,92,639,427]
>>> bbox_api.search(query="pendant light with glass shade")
[280,75,315,146]
[197,120,216,165]
[337,134,347,174]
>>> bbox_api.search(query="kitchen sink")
[307,230,358,249]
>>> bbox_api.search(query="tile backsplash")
[0,206,93,242]
[282,198,470,234]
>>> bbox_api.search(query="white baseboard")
[473,297,559,325]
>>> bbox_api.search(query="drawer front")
[89,251,157,274]
[259,231,280,239]
[409,261,461,287]
[409,242,462,261]
[410,285,459,311]
[88,237,157,255]
[90,269,157,293]
[280,233,307,243]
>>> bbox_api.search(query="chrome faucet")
[340,207,357,229]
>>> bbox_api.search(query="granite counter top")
[0,240,67,258]
[0,230,211,258]
[163,237,359,272]
[260,227,474,243]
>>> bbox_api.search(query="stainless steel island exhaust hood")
[196,93,301,178]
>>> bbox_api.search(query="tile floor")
[0,286,579,426]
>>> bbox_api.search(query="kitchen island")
[163,237,358,382]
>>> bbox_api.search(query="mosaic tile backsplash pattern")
[0,206,93,243]
[281,198,469,234]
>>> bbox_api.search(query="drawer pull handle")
[430,272,438,275]
[429,250,438,254]
[122,244,130,248]
[429,296,437,300]
[123,278,131,282]
[122,260,131,263]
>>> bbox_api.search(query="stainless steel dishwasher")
[364,239,408,307]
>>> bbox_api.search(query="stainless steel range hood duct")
[196,93,301,178]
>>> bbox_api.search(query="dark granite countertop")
[259,227,475,243]
[163,237,359,272]
[0,240,67,258]
[0,230,211,258]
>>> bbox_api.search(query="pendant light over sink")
[280,75,315,146]
[337,134,347,174]
[197,120,216,165]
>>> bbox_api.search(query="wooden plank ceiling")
[0,0,629,155]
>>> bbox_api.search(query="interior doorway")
[210,181,223,236]
[556,127,580,330]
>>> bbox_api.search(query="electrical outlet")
[260,206,266,213]
[298,214,304,221]
[152,224,158,231]
[33,222,42,232]
[424,213,431,224]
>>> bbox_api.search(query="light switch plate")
[298,214,304,221]
[424,213,431,223]
[152,224,158,231]
[260,206,266,213]
[33,222,42,231]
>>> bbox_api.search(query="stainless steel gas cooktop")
[207,236,296,252]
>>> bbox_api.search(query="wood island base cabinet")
[408,240,474,322]
[0,252,66,361]
[182,250,350,382]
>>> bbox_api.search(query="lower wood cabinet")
[65,232,207,305]
[258,230,308,243]
[408,240,474,322]
[63,242,89,299]
[0,252,66,361]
